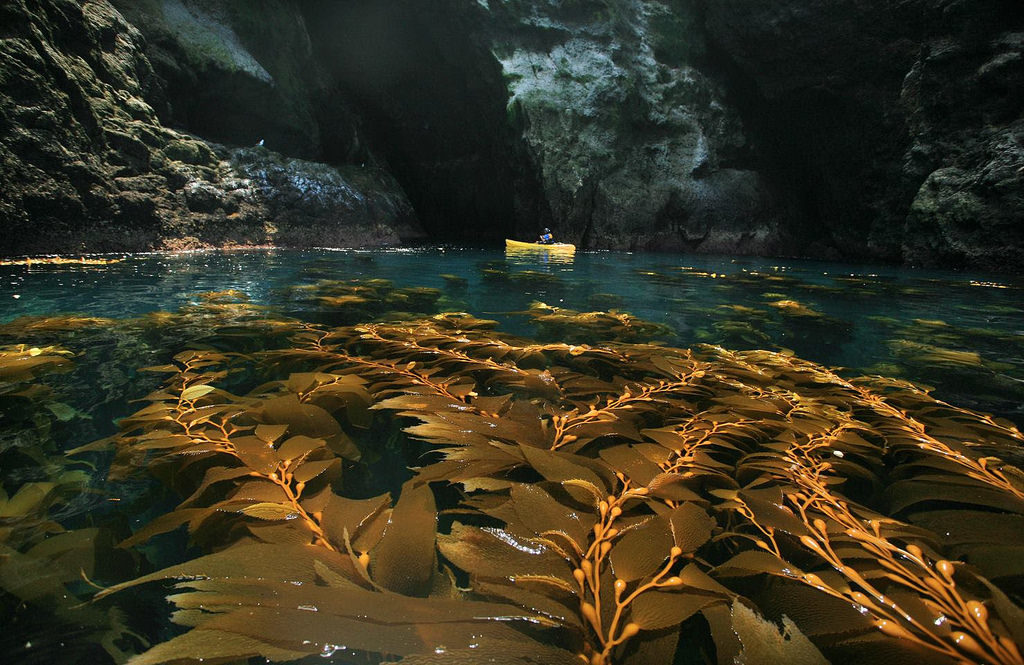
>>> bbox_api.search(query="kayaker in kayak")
[538,228,554,245]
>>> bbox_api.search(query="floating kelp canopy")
[0,256,124,266]
[0,276,1022,665]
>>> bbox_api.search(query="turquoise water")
[3,247,1022,423]
[2,247,1023,664]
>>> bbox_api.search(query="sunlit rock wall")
[482,0,783,252]
[0,0,422,254]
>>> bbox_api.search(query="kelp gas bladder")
[78,300,1024,665]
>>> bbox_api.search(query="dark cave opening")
[113,0,547,245]
[693,8,910,262]
[302,0,545,245]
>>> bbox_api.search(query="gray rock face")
[902,30,1024,269]
[0,0,423,255]
[230,147,421,247]
[110,0,325,159]
[702,0,1024,270]
[1,0,1020,269]
[484,0,782,252]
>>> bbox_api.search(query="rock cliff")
[1,0,1021,270]
[298,0,547,243]
[480,0,782,253]
[0,0,422,255]
[701,0,1023,269]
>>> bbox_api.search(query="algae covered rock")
[109,0,324,158]
[0,0,163,252]
[702,0,1024,270]
[162,138,217,166]
[0,0,423,254]
[229,146,424,247]
[901,29,1024,270]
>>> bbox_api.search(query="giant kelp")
[0,268,1021,664]
[519,302,676,344]
[0,343,142,664]
[630,266,1024,425]
[0,257,123,266]
[72,302,1024,665]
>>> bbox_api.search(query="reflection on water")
[2,248,1021,422]
[505,245,577,265]
[0,247,1022,665]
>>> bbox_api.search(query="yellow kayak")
[505,239,576,251]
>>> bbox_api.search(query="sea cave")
[1,2,1023,664]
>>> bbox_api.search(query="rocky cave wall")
[700,0,1024,270]
[478,0,786,254]
[299,0,549,243]
[1,0,1021,270]
[0,0,423,255]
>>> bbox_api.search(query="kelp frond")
[81,311,1024,665]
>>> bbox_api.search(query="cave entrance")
[303,1,543,245]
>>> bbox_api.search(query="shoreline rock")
[1,0,1021,271]
[0,0,423,257]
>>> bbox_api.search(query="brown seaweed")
[0,343,142,662]
[1,273,1021,665]
[73,307,1024,665]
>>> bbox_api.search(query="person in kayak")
[538,228,554,244]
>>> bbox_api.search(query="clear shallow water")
[2,247,1024,665]
[3,247,1023,422]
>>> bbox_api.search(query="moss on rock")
[162,138,217,165]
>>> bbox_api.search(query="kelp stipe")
[78,303,1024,665]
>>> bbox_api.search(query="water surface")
[4,247,1021,422]
[2,247,1022,665]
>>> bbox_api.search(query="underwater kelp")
[0,343,82,463]
[0,343,142,664]
[520,302,676,344]
[631,267,860,359]
[1,269,1022,665]
[77,304,1024,665]
[629,266,1023,425]
[276,278,445,327]
[0,344,75,436]
[871,318,1024,424]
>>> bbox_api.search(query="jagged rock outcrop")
[902,29,1023,269]
[228,146,420,247]
[0,0,423,255]
[701,0,1024,270]
[109,0,325,159]
[1,0,1021,269]
[480,0,782,252]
